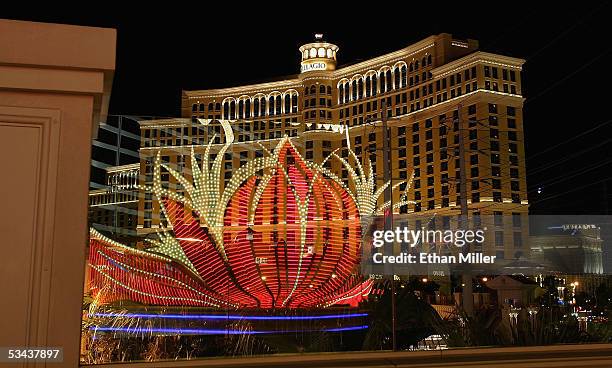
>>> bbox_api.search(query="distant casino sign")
[301,61,327,73]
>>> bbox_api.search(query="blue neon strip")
[91,325,369,335]
[91,312,368,320]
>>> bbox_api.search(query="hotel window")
[491,167,501,177]
[228,101,235,119]
[394,67,401,88]
[511,180,520,191]
[513,232,522,247]
[493,192,502,202]
[468,104,476,115]
[471,179,480,190]
[484,66,490,77]
[254,98,260,117]
[494,211,503,226]
[471,66,477,79]
[512,213,522,227]
[510,70,516,82]
[268,96,275,115]
[492,179,501,189]
[275,96,281,114]
[489,104,498,114]
[512,193,521,204]
[472,193,480,203]
[469,130,477,140]
[495,231,504,246]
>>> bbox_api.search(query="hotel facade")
[133,33,528,261]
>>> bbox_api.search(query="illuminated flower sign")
[87,120,413,309]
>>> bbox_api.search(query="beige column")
[0,19,115,367]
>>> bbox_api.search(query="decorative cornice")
[432,51,525,79]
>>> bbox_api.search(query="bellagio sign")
[301,61,327,73]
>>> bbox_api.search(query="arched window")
[253,98,260,117]
[358,78,364,99]
[427,54,432,65]
[415,60,419,69]
[326,86,332,94]
[238,100,244,119]
[305,87,309,96]
[310,85,316,94]
[339,84,344,103]
[394,67,400,89]
[275,95,281,115]
[230,100,236,120]
[344,82,350,102]
[320,85,325,94]
[245,99,251,118]
[386,70,392,92]
[215,103,220,111]
[422,56,427,66]
[261,98,266,116]
[268,96,274,115]
[409,62,413,72]
[292,94,298,113]
[284,94,291,114]
[352,80,357,101]
[401,65,407,87]
[223,101,229,119]
[207,103,213,111]
[372,74,378,96]
[365,76,371,97]
[192,103,197,112]
[380,72,386,93]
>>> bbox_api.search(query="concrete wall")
[0,19,115,367]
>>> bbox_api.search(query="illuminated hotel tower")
[137,33,528,261]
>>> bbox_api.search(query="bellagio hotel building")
[136,33,528,261]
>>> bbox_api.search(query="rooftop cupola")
[298,34,339,73]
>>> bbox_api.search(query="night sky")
[4,3,612,215]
